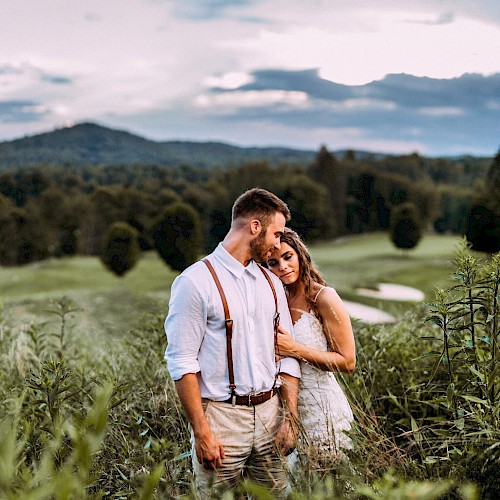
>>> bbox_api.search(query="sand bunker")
[356,283,424,302]
[343,300,396,324]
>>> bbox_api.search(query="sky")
[1,0,500,156]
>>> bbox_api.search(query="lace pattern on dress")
[292,294,353,454]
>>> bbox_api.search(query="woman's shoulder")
[315,285,351,321]
[314,286,345,311]
[312,284,337,303]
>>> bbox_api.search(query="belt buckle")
[247,393,253,406]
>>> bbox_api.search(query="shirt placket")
[244,271,259,393]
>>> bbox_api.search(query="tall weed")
[0,297,189,498]
[345,240,499,498]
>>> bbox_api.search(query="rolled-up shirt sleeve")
[164,273,207,381]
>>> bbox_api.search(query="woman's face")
[267,242,300,286]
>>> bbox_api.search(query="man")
[164,188,300,497]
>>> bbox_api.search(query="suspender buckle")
[230,386,236,407]
[273,312,280,330]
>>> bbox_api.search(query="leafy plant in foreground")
[0,383,112,499]
[419,239,500,496]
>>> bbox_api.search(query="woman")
[266,228,355,459]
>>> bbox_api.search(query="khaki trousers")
[192,394,288,498]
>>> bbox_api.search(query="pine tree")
[308,146,346,235]
[485,150,500,203]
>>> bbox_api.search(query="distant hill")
[0,123,326,170]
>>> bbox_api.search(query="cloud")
[0,64,23,75]
[194,90,309,111]
[204,72,255,89]
[231,69,353,100]
[0,63,73,90]
[433,11,455,25]
[0,101,47,123]
[418,106,464,116]
[0,0,499,156]
[221,8,500,85]
[176,69,500,155]
[407,11,455,25]
[84,12,101,22]
[40,74,73,85]
[205,69,500,113]
[169,0,259,20]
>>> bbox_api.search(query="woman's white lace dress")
[292,302,353,455]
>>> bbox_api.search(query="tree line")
[0,147,498,273]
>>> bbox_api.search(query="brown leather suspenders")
[259,266,280,338]
[202,258,236,404]
[202,258,280,406]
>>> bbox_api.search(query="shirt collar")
[213,243,261,279]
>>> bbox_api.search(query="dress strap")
[313,286,326,303]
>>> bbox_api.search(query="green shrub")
[346,239,499,498]
[466,202,500,254]
[389,202,422,251]
[0,298,190,498]
[100,221,141,276]
[152,202,202,272]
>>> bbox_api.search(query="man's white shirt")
[164,243,300,401]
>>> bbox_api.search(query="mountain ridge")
[0,122,320,169]
[0,122,391,170]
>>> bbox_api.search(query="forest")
[1,142,498,270]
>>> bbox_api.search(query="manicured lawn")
[0,251,176,340]
[311,232,462,299]
[0,232,476,334]
[1,251,175,299]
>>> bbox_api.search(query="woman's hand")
[276,325,298,357]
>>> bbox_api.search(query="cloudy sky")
[1,0,500,156]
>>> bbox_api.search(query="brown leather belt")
[223,388,277,406]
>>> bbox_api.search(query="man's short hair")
[232,188,291,227]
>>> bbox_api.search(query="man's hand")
[276,325,298,357]
[194,426,225,470]
[276,373,300,456]
[175,374,225,470]
[275,417,298,456]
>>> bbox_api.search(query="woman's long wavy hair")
[279,228,327,316]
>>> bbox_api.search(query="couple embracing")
[164,188,356,497]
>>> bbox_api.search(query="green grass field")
[313,232,462,299]
[0,232,466,339]
[0,251,176,341]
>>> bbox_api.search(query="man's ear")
[250,219,262,235]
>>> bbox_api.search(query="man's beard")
[249,231,270,264]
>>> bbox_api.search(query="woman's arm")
[276,288,356,373]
